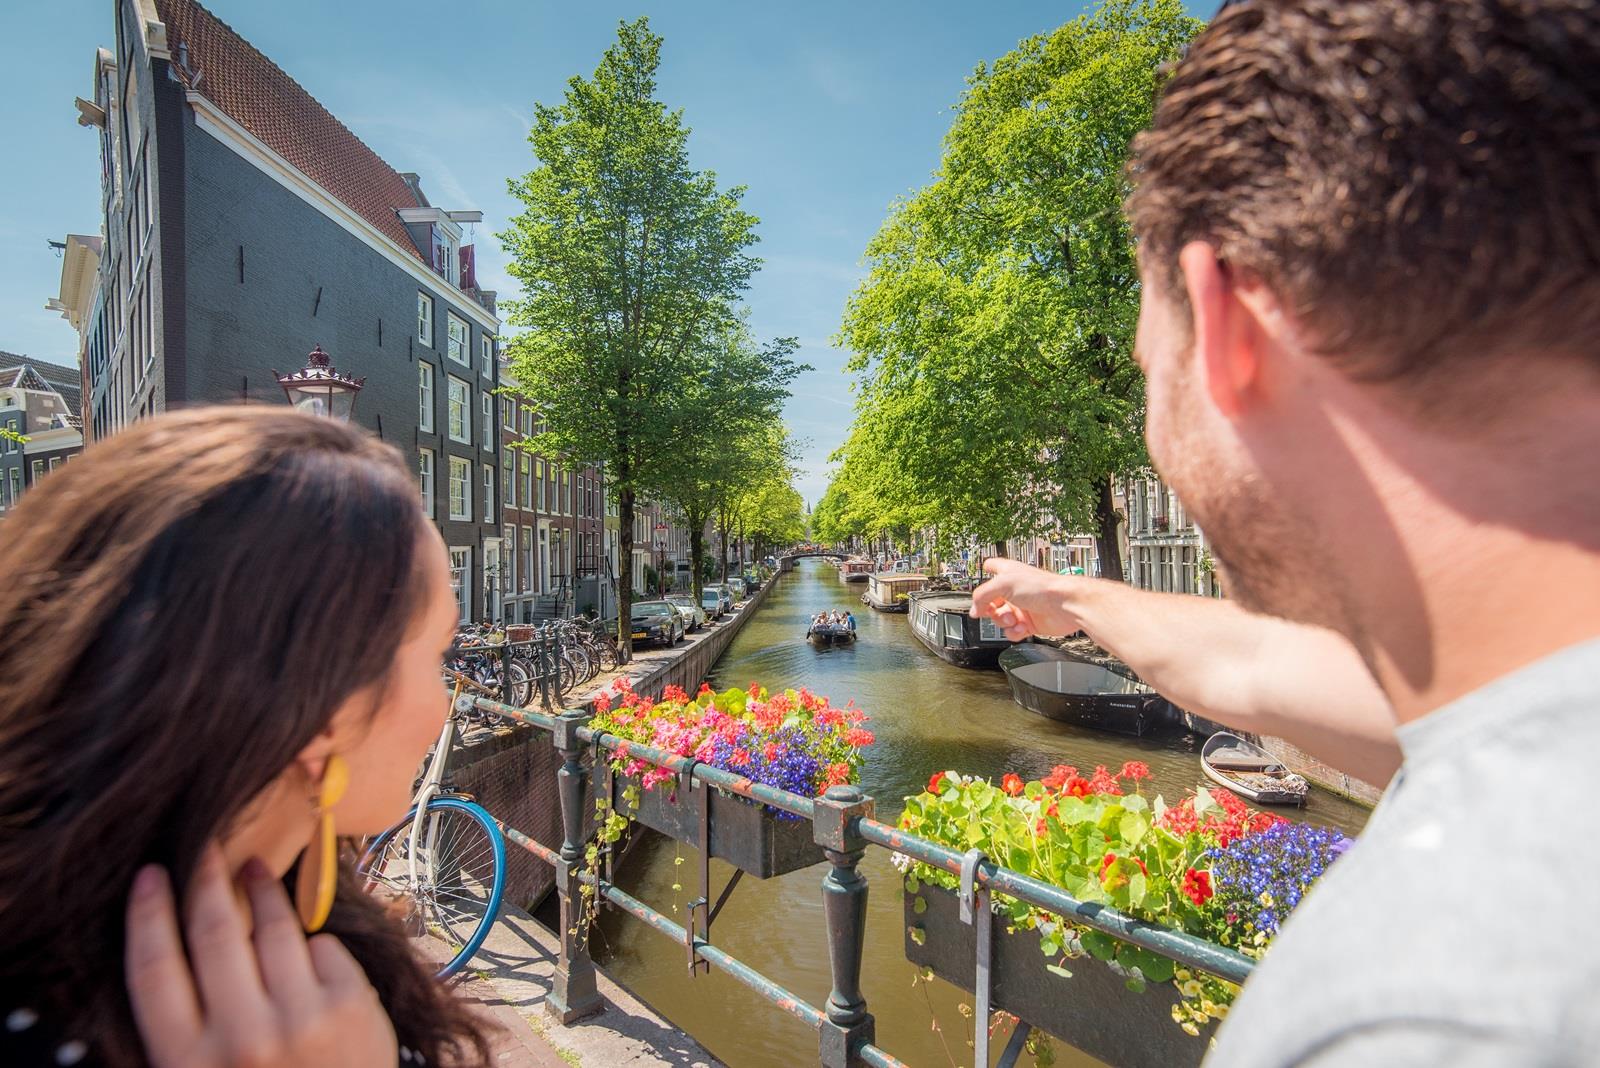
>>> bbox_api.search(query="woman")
[0,408,490,1067]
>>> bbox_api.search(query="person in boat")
[845,611,857,633]
[975,3,1600,1063]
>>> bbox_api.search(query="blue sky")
[5,0,1217,503]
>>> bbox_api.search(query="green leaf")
[1128,871,1148,910]
[1046,964,1074,980]
[1119,811,1150,847]
[909,926,926,946]
[913,896,927,915]
[1081,930,1116,962]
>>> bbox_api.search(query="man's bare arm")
[972,559,1401,787]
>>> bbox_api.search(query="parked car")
[663,593,708,632]
[629,600,685,646]
[700,587,727,620]
[707,585,736,614]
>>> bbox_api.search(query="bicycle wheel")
[360,796,506,979]
[506,657,533,706]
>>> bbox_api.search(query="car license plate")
[632,631,648,640]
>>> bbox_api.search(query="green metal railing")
[475,694,1255,1067]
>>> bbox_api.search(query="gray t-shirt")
[1205,638,1600,1067]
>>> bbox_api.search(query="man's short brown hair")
[1126,0,1600,384]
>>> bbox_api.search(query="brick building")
[78,0,503,621]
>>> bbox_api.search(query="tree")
[837,0,1200,580]
[500,18,761,657]
[653,322,802,598]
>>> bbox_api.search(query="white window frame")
[481,334,494,377]
[417,291,433,346]
[418,361,434,433]
[448,546,470,624]
[481,393,493,451]
[446,312,469,365]
[447,376,471,444]
[418,448,435,517]
[521,454,533,511]
[504,524,517,595]
[502,396,516,431]
[448,456,472,521]
[483,464,495,523]
[503,456,515,511]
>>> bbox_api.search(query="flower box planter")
[904,883,1215,1068]
[625,778,825,879]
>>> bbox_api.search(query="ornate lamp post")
[274,345,365,422]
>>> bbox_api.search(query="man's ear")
[1180,241,1261,419]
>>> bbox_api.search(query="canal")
[594,558,1372,1067]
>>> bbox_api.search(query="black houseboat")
[907,590,1012,668]
[998,644,1174,737]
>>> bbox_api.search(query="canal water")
[594,559,1371,1067]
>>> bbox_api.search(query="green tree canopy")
[837,0,1199,577]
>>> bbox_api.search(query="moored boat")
[907,590,1011,668]
[997,644,1172,737]
[839,558,874,583]
[862,573,927,612]
[1201,732,1309,806]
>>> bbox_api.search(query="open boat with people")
[997,643,1173,737]
[861,573,928,612]
[1201,731,1309,805]
[907,590,1011,668]
[806,612,857,647]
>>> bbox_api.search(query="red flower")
[1181,868,1214,907]
[825,762,852,788]
[591,692,611,714]
[1064,777,1092,798]
[1098,852,1148,886]
[731,748,751,769]
[1120,760,1151,782]
[1041,764,1077,790]
[928,772,946,796]
[662,684,689,703]
[763,742,781,762]
[1001,773,1025,796]
[844,727,876,748]
[1034,818,1048,835]
[1087,765,1123,796]
[697,682,713,696]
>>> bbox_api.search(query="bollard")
[547,709,603,1023]
[813,785,876,1067]
[499,640,513,705]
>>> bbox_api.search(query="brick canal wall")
[448,575,782,910]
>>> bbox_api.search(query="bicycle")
[359,678,508,979]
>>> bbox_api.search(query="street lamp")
[274,344,365,422]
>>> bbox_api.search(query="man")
[974,1,1600,1062]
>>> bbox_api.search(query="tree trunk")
[618,486,636,663]
[689,521,706,601]
[1094,474,1125,583]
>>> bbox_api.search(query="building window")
[7,469,19,507]
[449,547,470,624]
[446,313,468,365]
[447,377,471,444]
[483,464,495,523]
[519,526,533,593]
[417,292,433,346]
[503,459,514,511]
[502,396,516,431]
[481,334,494,377]
[520,454,533,510]
[418,361,434,433]
[448,456,472,521]
[537,461,547,512]
[29,459,44,484]
[418,449,435,516]
[521,409,533,436]
[481,394,493,451]
[504,524,517,595]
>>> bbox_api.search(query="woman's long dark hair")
[0,406,488,1066]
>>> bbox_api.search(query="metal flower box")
[625,778,825,879]
[904,883,1216,1068]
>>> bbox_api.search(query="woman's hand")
[125,845,398,1068]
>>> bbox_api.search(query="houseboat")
[861,573,927,612]
[997,644,1173,737]
[838,558,875,583]
[907,590,1012,668]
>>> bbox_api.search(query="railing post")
[498,639,513,705]
[813,785,875,1067]
[547,709,602,1023]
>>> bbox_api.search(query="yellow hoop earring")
[295,753,349,932]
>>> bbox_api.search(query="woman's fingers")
[306,931,369,992]
[242,857,318,1005]
[183,846,272,1038]
[125,864,206,1067]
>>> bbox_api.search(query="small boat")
[907,590,1011,668]
[861,573,928,612]
[839,558,874,583]
[1201,732,1309,806]
[806,621,857,647]
[998,644,1173,737]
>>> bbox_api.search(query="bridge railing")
[471,695,1256,1068]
